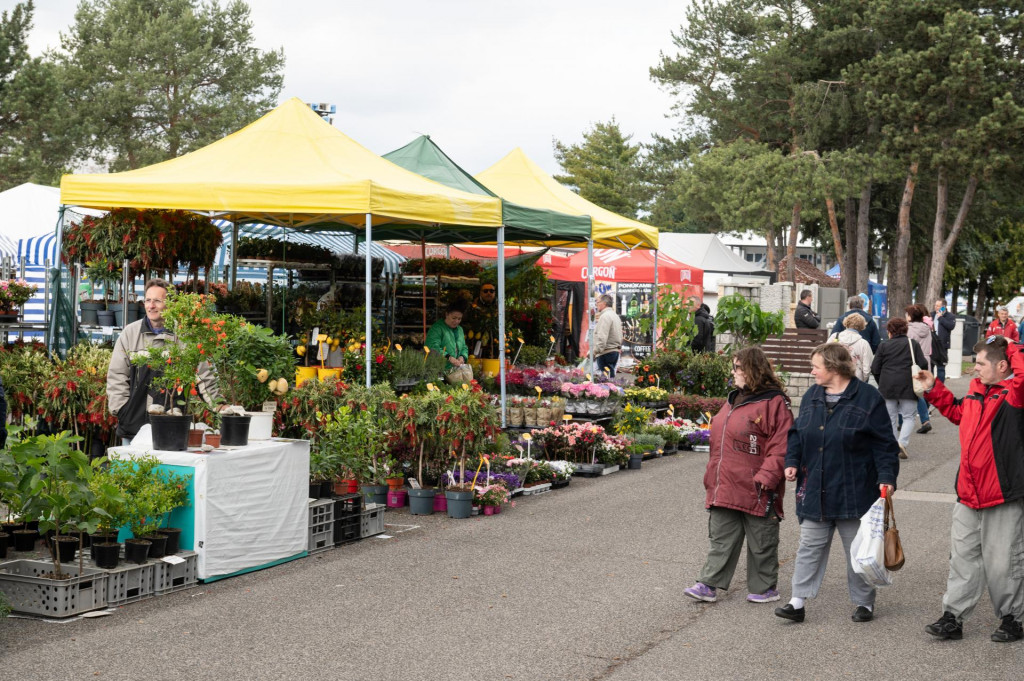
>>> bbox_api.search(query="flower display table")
[109,438,310,581]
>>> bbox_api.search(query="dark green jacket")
[426,320,468,371]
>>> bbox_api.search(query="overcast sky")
[8,0,691,177]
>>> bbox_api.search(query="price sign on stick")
[395,343,403,352]
[562,414,573,421]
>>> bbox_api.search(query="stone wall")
[784,372,814,407]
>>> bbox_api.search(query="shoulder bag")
[884,494,905,571]
[908,338,926,397]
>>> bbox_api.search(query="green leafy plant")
[643,423,681,446]
[713,293,785,350]
[674,352,733,397]
[613,403,654,435]
[516,344,550,366]
[214,322,296,410]
[641,288,700,352]
[105,456,191,539]
[630,432,665,453]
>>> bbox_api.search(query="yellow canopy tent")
[56,98,505,385]
[476,148,658,250]
[60,97,502,229]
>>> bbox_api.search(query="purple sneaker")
[747,588,780,603]
[683,582,717,602]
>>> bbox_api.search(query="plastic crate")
[0,559,108,618]
[308,498,334,527]
[103,560,156,606]
[360,503,386,538]
[334,493,363,517]
[333,514,360,545]
[152,552,198,595]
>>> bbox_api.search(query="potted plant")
[437,384,502,519]
[86,461,129,568]
[0,279,38,321]
[475,482,511,515]
[109,455,191,563]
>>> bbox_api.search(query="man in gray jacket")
[106,279,220,441]
[593,294,622,377]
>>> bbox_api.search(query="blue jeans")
[936,364,946,382]
[917,397,929,424]
[596,351,619,378]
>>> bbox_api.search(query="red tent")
[538,248,702,288]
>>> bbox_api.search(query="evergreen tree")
[57,0,285,171]
[552,118,649,219]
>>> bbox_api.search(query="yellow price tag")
[424,346,431,354]
[517,337,525,344]
[668,404,675,416]
[549,335,555,343]
[586,373,592,381]
[535,386,542,395]
[522,432,532,441]
[426,382,435,391]
[462,383,470,390]
[395,343,403,352]
[562,414,573,421]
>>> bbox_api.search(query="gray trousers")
[885,398,918,447]
[698,507,780,594]
[942,500,1024,621]
[791,517,876,607]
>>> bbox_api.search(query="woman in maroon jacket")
[683,347,794,604]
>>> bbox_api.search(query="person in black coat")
[794,290,820,329]
[691,303,715,353]
[0,374,6,449]
[932,299,956,382]
[871,317,925,459]
[832,295,881,352]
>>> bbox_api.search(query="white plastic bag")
[850,497,893,587]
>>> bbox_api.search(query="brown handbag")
[884,495,905,571]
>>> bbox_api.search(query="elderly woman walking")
[683,347,794,604]
[775,343,900,624]
[830,313,874,382]
[872,317,926,459]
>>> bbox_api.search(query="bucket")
[317,368,342,381]
[220,414,251,446]
[295,366,319,386]
[244,411,274,440]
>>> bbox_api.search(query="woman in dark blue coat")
[775,343,900,624]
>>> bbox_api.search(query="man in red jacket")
[917,335,1024,643]
[984,305,1020,342]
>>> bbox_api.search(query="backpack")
[930,329,948,366]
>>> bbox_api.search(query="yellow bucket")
[295,366,319,386]
[481,359,505,378]
[317,368,342,381]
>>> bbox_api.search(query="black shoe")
[925,612,963,640]
[991,615,1023,643]
[774,604,805,622]
[917,422,932,434]
[852,606,874,622]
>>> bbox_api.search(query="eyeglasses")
[144,298,166,305]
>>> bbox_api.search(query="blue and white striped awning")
[213,221,405,275]
[16,222,405,275]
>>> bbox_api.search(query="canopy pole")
[587,239,595,373]
[421,238,427,339]
[229,221,238,292]
[498,226,506,428]
[365,213,372,388]
[48,205,68,352]
[653,249,659,353]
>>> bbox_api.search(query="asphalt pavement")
[2,374,1022,680]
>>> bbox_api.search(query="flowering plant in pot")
[0,279,38,315]
[474,483,510,513]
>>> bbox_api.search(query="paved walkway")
[2,376,1022,680]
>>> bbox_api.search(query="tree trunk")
[856,180,872,296]
[923,173,979,306]
[950,283,959,314]
[786,202,801,283]
[890,163,918,315]
[966,279,976,317]
[825,196,843,275]
[765,226,778,272]
[975,276,989,323]
[842,198,857,297]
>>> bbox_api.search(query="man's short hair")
[975,335,1009,364]
[799,289,813,301]
[598,294,614,307]
[847,295,864,310]
[144,278,170,293]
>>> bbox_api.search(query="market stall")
[109,437,310,581]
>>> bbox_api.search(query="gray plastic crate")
[308,523,334,553]
[360,503,386,538]
[152,552,198,594]
[103,560,156,606]
[0,559,108,618]
[308,497,334,527]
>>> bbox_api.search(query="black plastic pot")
[219,414,251,447]
[96,310,116,326]
[90,531,119,560]
[0,532,8,559]
[80,300,104,325]
[143,534,168,559]
[12,528,38,551]
[160,527,183,554]
[628,452,643,470]
[125,538,151,564]
[54,535,79,563]
[93,542,120,569]
[149,414,191,451]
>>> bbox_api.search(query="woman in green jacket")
[426,301,473,384]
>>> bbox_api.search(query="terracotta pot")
[386,477,405,491]
[334,479,359,495]
[188,429,204,447]
[204,433,221,448]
